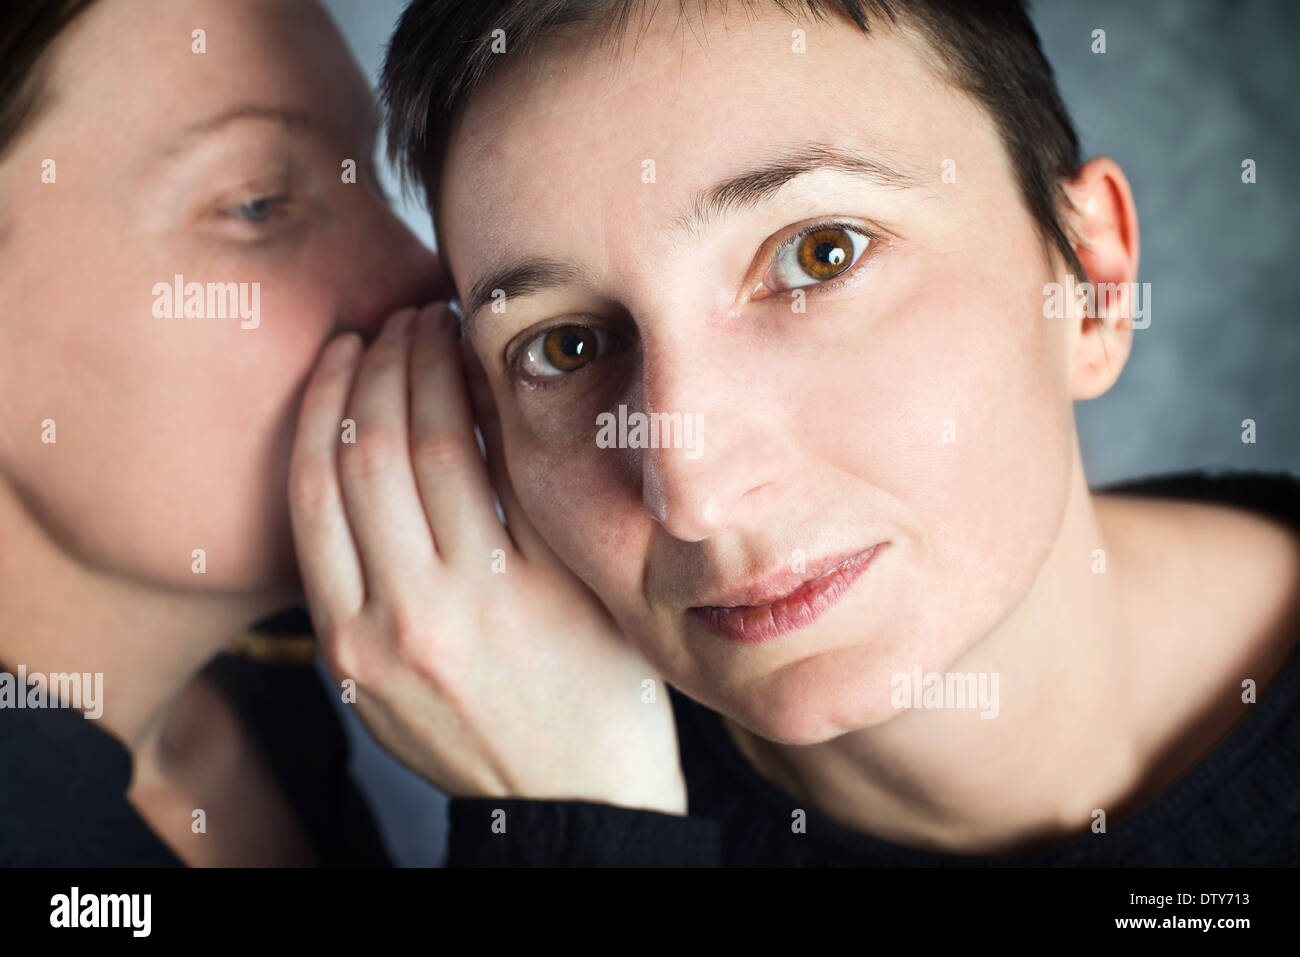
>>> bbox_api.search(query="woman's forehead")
[436,13,994,294]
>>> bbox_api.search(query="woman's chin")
[705,662,909,747]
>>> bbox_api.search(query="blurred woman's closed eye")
[206,181,300,241]
[226,194,289,224]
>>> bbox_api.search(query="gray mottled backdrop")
[317,0,1300,865]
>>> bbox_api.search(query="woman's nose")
[635,347,783,543]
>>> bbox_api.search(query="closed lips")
[688,543,885,644]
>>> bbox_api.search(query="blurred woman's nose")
[337,200,449,336]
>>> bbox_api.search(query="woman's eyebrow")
[668,143,922,244]
[462,259,596,333]
[150,104,349,163]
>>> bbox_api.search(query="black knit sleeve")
[443,797,722,867]
[0,688,182,867]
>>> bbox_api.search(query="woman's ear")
[1059,156,1141,400]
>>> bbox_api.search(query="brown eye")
[760,223,872,295]
[544,327,595,371]
[796,227,855,281]
[517,324,624,378]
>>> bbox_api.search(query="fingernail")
[418,303,457,337]
[322,333,361,367]
[382,307,416,340]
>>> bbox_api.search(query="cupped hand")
[288,303,686,814]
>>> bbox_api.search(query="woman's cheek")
[796,275,1072,633]
[161,299,331,589]
[903,306,1073,629]
[512,431,649,597]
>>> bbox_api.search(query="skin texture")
[0,0,443,862]
[428,4,1300,851]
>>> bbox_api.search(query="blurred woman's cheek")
[0,227,333,592]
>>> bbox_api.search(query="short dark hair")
[383,0,1089,282]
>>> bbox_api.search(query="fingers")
[460,338,559,565]
[336,307,437,602]
[288,333,366,635]
[409,303,511,560]
[295,296,543,629]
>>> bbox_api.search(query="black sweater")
[2,468,1297,866]
[0,624,390,867]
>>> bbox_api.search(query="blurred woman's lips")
[687,543,886,644]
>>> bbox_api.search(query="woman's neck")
[0,479,296,751]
